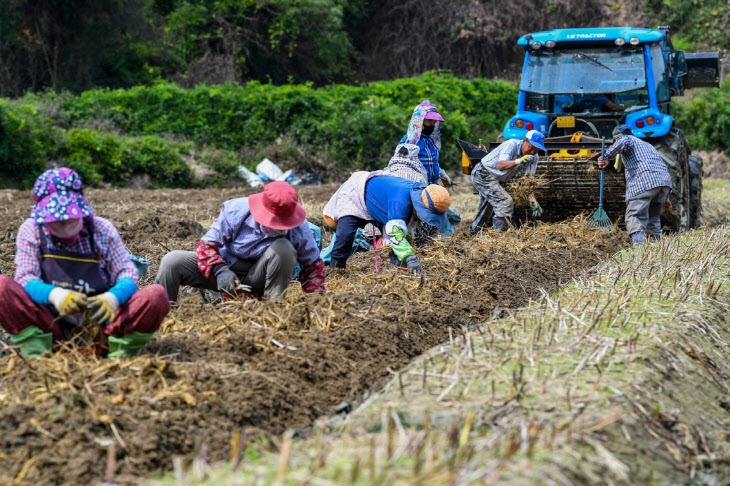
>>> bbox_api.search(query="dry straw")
[507,174,548,207]
[240,226,730,485]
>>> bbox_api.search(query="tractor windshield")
[520,47,646,95]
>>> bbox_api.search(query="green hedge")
[0,101,52,188]
[3,72,518,188]
[673,82,730,154]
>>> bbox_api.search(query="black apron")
[38,220,110,336]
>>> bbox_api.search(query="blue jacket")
[364,176,415,225]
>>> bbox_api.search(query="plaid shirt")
[479,138,538,182]
[15,217,137,287]
[604,135,672,200]
[201,197,319,270]
[417,135,441,184]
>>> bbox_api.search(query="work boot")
[9,325,53,357]
[330,258,347,269]
[107,331,155,360]
[492,217,509,232]
[630,232,645,245]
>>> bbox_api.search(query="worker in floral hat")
[156,181,325,302]
[0,168,169,358]
[399,99,453,188]
[323,172,451,273]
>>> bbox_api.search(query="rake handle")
[598,137,605,208]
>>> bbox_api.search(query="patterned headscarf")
[385,143,429,183]
[31,168,94,224]
[404,100,442,150]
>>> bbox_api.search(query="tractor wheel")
[688,155,703,228]
[652,129,691,231]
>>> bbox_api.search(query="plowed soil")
[0,185,626,485]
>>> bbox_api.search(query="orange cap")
[421,184,451,213]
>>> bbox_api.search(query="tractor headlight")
[615,38,626,46]
[545,40,556,48]
[629,37,640,45]
[531,41,542,50]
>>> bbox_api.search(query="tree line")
[2,0,723,97]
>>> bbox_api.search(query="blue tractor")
[459,26,721,229]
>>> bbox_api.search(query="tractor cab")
[503,27,720,142]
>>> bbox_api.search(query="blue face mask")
[259,224,288,237]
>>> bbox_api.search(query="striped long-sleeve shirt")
[604,135,672,200]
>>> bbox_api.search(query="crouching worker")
[0,168,169,358]
[469,130,545,233]
[156,181,325,302]
[598,124,672,244]
[323,172,451,273]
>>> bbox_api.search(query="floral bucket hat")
[30,168,94,224]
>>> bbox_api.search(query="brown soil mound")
[0,186,625,485]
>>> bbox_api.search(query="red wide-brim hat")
[249,181,307,230]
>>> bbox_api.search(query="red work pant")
[0,275,169,345]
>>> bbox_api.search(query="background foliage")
[673,82,730,155]
[0,0,727,190]
[0,72,517,189]
[3,0,723,96]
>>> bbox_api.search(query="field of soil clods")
[0,186,626,485]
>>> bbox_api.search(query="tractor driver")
[572,93,625,113]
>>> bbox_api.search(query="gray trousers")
[625,186,671,238]
[155,238,297,302]
[470,163,514,231]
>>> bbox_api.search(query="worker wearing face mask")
[0,168,169,358]
[155,182,325,302]
[399,100,452,188]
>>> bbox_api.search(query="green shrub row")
[672,82,730,154]
[8,72,516,187]
[4,73,729,190]
[0,100,241,190]
[0,101,51,188]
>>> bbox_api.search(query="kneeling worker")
[469,130,545,233]
[156,181,325,302]
[0,168,170,358]
[323,172,451,273]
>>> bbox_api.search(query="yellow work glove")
[516,154,534,166]
[529,198,543,217]
[614,154,623,172]
[48,288,87,316]
[86,292,119,327]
